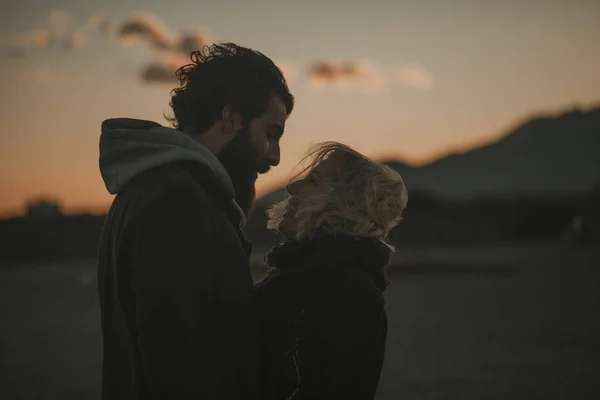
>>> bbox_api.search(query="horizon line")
[2,101,598,219]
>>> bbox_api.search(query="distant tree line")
[0,188,598,266]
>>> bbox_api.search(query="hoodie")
[97,118,258,400]
[99,118,246,227]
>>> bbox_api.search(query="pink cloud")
[394,63,435,90]
[45,10,71,37]
[175,30,212,54]
[308,60,385,90]
[117,12,176,51]
[141,63,177,85]
[63,30,86,50]
[86,13,115,36]
[140,52,190,85]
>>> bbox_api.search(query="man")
[97,42,294,399]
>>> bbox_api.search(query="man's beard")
[218,126,270,216]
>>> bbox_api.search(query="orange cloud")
[141,61,180,85]
[115,14,212,85]
[3,9,433,96]
[140,52,190,85]
[2,29,53,57]
[86,13,108,30]
[28,30,53,46]
[46,10,71,37]
[116,13,213,58]
[175,30,212,54]
[63,30,86,50]
[394,63,435,90]
[86,13,115,36]
[117,12,176,51]
[308,61,360,83]
[140,54,297,86]
[0,10,80,55]
[116,13,214,85]
[308,60,385,90]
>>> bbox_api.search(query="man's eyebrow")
[269,123,284,136]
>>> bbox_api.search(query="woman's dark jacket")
[254,234,391,400]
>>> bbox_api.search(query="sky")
[0,0,599,217]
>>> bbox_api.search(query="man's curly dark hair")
[166,42,295,133]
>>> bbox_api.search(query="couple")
[97,43,408,400]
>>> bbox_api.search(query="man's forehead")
[263,96,288,124]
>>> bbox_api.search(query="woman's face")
[277,155,338,239]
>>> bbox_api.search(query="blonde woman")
[255,142,408,400]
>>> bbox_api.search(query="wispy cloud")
[393,63,435,90]
[1,29,52,48]
[141,61,180,85]
[116,14,212,55]
[307,60,386,91]
[0,10,212,67]
[1,10,88,55]
[29,30,53,46]
[309,60,365,84]
[175,30,212,55]
[85,13,114,35]
[46,10,72,37]
[117,12,175,50]
[1,9,435,94]
[140,54,296,86]
[63,30,86,50]
[115,13,214,84]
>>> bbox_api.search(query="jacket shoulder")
[309,266,385,312]
[119,162,217,213]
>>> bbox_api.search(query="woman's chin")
[277,223,295,241]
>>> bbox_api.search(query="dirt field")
[1,242,599,399]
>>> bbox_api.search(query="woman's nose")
[286,181,297,195]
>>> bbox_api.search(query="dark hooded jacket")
[254,234,391,400]
[97,118,258,400]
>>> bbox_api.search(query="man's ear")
[221,105,244,135]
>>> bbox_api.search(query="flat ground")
[1,242,599,399]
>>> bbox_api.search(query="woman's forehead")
[311,155,339,176]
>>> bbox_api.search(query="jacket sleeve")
[298,290,388,400]
[129,189,223,399]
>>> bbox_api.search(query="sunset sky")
[1,0,599,217]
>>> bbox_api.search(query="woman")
[255,141,408,400]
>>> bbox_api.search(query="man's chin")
[235,185,257,216]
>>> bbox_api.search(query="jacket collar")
[265,234,392,291]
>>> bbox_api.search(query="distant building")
[26,199,63,219]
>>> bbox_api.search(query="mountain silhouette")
[256,105,600,207]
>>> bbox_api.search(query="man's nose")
[268,144,280,167]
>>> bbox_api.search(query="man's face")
[218,96,288,215]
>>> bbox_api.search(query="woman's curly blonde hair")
[266,141,408,243]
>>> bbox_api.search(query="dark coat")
[97,119,258,400]
[254,235,391,400]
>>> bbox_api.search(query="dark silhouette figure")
[254,142,407,399]
[96,43,294,400]
[255,236,391,400]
